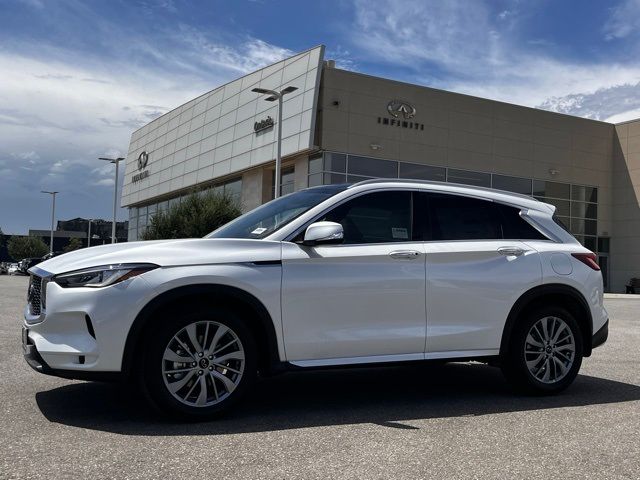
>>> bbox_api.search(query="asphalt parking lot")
[0,274,638,479]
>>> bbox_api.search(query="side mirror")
[303,221,344,246]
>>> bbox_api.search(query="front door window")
[319,191,412,244]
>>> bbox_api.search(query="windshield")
[207,185,348,239]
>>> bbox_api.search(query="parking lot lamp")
[41,190,58,254]
[98,156,125,243]
[252,86,298,198]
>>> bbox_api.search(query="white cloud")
[451,60,640,111]
[0,52,192,181]
[165,26,293,75]
[16,151,40,161]
[350,0,640,121]
[538,82,640,122]
[92,178,115,187]
[92,163,117,176]
[606,108,640,124]
[603,0,640,41]
[0,31,290,180]
[243,39,294,70]
[352,0,501,75]
[0,23,293,232]
[326,45,357,71]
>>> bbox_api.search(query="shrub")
[64,237,83,252]
[7,236,49,260]
[142,189,242,240]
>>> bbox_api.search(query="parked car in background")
[19,258,42,274]
[0,263,7,275]
[41,251,63,261]
[8,263,20,275]
[22,180,608,420]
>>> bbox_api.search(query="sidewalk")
[604,293,640,299]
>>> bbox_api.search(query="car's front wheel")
[502,306,583,394]
[140,306,257,420]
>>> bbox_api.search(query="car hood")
[32,238,283,275]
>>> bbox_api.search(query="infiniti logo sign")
[137,151,149,171]
[387,100,416,119]
[132,151,150,183]
[377,99,424,131]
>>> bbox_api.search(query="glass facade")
[128,177,242,241]
[271,166,296,198]
[532,181,598,252]
[309,151,600,252]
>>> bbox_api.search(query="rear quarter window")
[497,204,548,240]
[553,214,571,233]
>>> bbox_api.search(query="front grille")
[41,278,49,310]
[28,275,42,316]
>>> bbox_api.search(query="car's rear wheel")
[502,306,583,394]
[140,306,257,420]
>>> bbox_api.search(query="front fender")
[121,263,284,375]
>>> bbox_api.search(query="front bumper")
[591,319,609,350]
[22,271,155,374]
[22,326,125,382]
[22,326,53,375]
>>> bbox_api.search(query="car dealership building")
[121,45,640,293]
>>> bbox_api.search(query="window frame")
[415,191,550,242]
[422,192,503,242]
[495,203,549,241]
[318,190,414,245]
[307,150,596,248]
[287,188,422,245]
[287,188,553,245]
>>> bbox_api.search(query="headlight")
[53,264,158,288]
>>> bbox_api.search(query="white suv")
[23,180,609,419]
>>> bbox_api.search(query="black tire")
[501,305,583,395]
[139,305,257,420]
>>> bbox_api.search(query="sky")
[1,0,640,234]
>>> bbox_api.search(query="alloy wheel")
[162,321,245,407]
[524,316,575,384]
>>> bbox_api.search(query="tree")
[0,227,4,248]
[7,236,49,260]
[64,237,83,252]
[142,189,242,240]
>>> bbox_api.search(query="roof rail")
[350,178,539,202]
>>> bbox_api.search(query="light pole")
[87,219,92,248]
[252,86,298,198]
[41,191,58,254]
[98,156,124,243]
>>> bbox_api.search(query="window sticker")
[251,227,268,235]
[391,227,408,239]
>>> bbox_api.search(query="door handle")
[498,246,525,257]
[389,250,422,260]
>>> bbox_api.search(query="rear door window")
[427,193,501,241]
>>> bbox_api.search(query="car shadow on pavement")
[35,362,640,435]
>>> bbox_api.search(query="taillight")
[572,252,600,271]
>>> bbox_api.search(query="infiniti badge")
[137,151,149,171]
[387,100,416,119]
